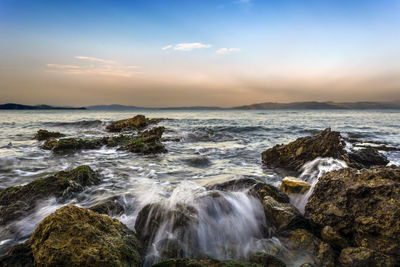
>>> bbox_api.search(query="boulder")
[321,226,348,249]
[207,177,260,192]
[0,165,100,225]
[249,183,290,204]
[1,206,142,267]
[41,137,107,153]
[288,229,335,267]
[249,252,286,267]
[89,197,125,217]
[152,258,264,267]
[0,243,34,267]
[262,128,347,171]
[305,166,400,260]
[106,115,163,132]
[121,126,167,154]
[348,148,389,168]
[280,176,311,194]
[339,247,397,267]
[34,129,64,141]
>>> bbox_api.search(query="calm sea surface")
[0,109,399,265]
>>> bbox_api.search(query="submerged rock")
[0,165,100,225]
[280,176,311,194]
[41,137,107,153]
[339,247,397,267]
[305,166,400,260]
[34,129,64,141]
[106,114,163,132]
[1,206,142,267]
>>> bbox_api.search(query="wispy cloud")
[216,48,241,54]
[162,42,212,51]
[46,57,142,77]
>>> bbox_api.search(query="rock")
[41,137,107,153]
[262,128,347,171]
[121,126,167,154]
[348,148,389,168]
[106,115,163,132]
[305,166,400,260]
[34,129,64,141]
[207,177,260,191]
[0,165,100,225]
[26,205,142,266]
[288,229,335,267]
[0,243,34,267]
[250,183,290,204]
[184,156,211,168]
[339,247,397,267]
[321,226,348,249]
[152,258,263,267]
[280,176,311,194]
[89,197,125,216]
[249,252,286,267]
[263,196,309,233]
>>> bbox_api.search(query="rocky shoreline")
[0,120,399,266]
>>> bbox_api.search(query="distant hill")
[234,101,400,110]
[0,103,86,110]
[86,104,223,110]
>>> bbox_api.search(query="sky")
[0,0,400,107]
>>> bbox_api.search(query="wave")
[43,120,103,128]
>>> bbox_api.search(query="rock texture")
[339,247,397,267]
[34,129,64,141]
[106,115,163,132]
[305,166,400,260]
[280,176,311,194]
[152,258,269,267]
[0,165,100,225]
[121,126,167,154]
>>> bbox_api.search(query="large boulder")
[339,247,397,267]
[305,166,400,260]
[0,165,100,225]
[347,148,389,169]
[34,129,64,141]
[106,115,163,132]
[1,206,142,267]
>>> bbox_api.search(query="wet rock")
[41,137,107,153]
[27,205,142,266]
[34,129,64,141]
[0,165,100,225]
[134,203,198,249]
[0,243,34,267]
[89,197,125,216]
[321,226,348,249]
[262,128,347,171]
[250,183,290,204]
[339,247,397,267]
[249,252,286,267]
[263,196,309,233]
[121,126,167,154]
[184,156,211,168]
[288,229,335,267]
[348,148,389,168]
[280,176,311,194]
[305,166,400,260]
[207,177,260,191]
[106,114,163,132]
[152,258,263,267]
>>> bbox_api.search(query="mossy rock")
[106,115,163,132]
[0,165,100,225]
[152,258,263,267]
[34,129,64,141]
[121,126,167,154]
[41,137,108,153]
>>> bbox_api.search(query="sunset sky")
[1,0,400,107]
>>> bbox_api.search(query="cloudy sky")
[0,0,400,107]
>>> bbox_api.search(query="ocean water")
[0,109,399,265]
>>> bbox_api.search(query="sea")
[0,109,399,266]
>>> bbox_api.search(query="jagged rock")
[121,126,167,154]
[339,247,396,267]
[250,183,290,204]
[280,176,311,194]
[207,177,260,191]
[9,206,141,266]
[0,165,100,225]
[348,148,389,168]
[249,252,286,267]
[89,197,125,216]
[34,129,64,141]
[263,196,309,233]
[106,115,163,132]
[41,137,107,153]
[321,226,348,249]
[305,166,400,260]
[262,128,347,171]
[0,243,34,267]
[152,258,264,267]
[288,229,335,267]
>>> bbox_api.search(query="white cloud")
[162,45,173,50]
[173,43,212,51]
[216,48,241,54]
[74,56,116,64]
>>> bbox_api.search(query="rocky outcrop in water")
[280,176,311,194]
[106,115,163,132]
[0,205,142,267]
[34,129,64,141]
[41,137,108,152]
[121,126,167,154]
[261,128,388,171]
[305,166,400,262]
[0,165,100,225]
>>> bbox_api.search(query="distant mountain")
[87,104,143,110]
[86,104,223,110]
[0,103,86,110]
[234,101,400,110]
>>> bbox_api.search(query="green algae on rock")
[305,166,400,261]
[34,129,65,141]
[0,165,100,225]
[106,114,163,132]
[121,126,167,154]
[151,258,266,267]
